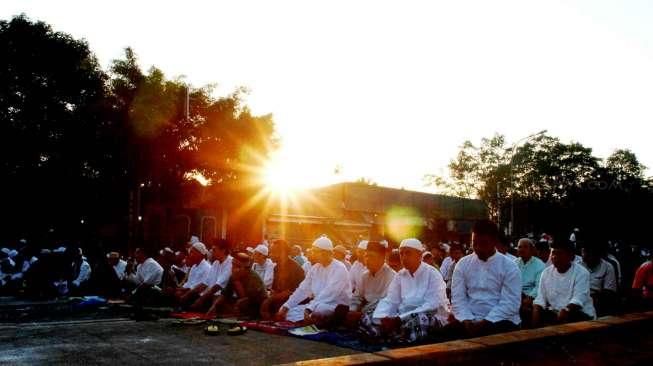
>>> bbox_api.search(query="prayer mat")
[169,311,215,320]
[238,320,298,336]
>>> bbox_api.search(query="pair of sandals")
[205,320,247,336]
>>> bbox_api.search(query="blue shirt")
[516,256,545,298]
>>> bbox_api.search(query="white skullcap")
[246,246,254,254]
[191,242,208,256]
[379,240,389,248]
[188,235,200,245]
[312,236,334,251]
[357,240,368,250]
[441,243,451,252]
[399,238,424,252]
[254,244,269,256]
[422,251,433,259]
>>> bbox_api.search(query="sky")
[3,0,653,192]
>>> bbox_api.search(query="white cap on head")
[422,251,433,259]
[189,235,200,245]
[191,242,208,256]
[254,244,269,257]
[357,240,368,250]
[399,238,424,252]
[246,246,254,254]
[312,236,334,251]
[380,240,389,248]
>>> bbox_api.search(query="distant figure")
[532,240,596,327]
[334,245,352,270]
[251,244,275,290]
[291,245,307,266]
[581,244,617,316]
[388,249,403,272]
[443,243,464,298]
[422,251,435,267]
[535,239,552,266]
[69,248,91,295]
[349,240,368,293]
[125,247,164,307]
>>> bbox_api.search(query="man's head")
[312,236,334,266]
[581,243,602,268]
[355,240,368,263]
[290,245,302,258]
[107,252,120,266]
[134,248,147,264]
[550,240,575,273]
[388,249,402,272]
[365,241,387,274]
[210,238,230,262]
[449,243,464,262]
[472,220,499,261]
[252,244,268,265]
[231,252,251,280]
[535,239,551,263]
[399,238,424,273]
[270,239,290,263]
[517,238,535,261]
[187,242,208,266]
[430,244,445,265]
[422,251,435,266]
[333,245,347,261]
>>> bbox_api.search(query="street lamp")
[508,129,547,236]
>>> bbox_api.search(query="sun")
[261,157,304,196]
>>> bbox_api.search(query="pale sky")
[3,0,653,192]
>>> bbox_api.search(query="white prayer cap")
[441,243,451,253]
[399,238,424,252]
[246,246,254,254]
[422,251,433,259]
[254,244,269,257]
[357,240,368,250]
[188,235,200,245]
[53,247,66,253]
[312,236,334,251]
[380,240,389,248]
[191,242,208,256]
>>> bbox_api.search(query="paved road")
[0,318,356,365]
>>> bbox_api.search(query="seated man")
[533,241,596,327]
[451,221,522,337]
[387,249,403,272]
[347,241,395,326]
[189,239,232,311]
[632,253,653,309]
[334,245,352,270]
[360,238,449,343]
[174,242,211,308]
[251,244,275,290]
[349,240,368,292]
[291,245,308,266]
[260,239,305,320]
[207,252,268,317]
[581,243,617,316]
[124,247,164,306]
[515,238,545,326]
[276,236,351,326]
[443,243,464,299]
[69,248,92,295]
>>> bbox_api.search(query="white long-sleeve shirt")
[349,260,366,292]
[72,260,91,287]
[440,256,453,277]
[183,259,211,289]
[252,258,275,290]
[125,258,163,286]
[535,262,596,319]
[283,259,351,313]
[452,252,522,325]
[581,259,617,294]
[351,264,396,311]
[373,262,450,324]
[203,256,232,290]
[113,259,127,280]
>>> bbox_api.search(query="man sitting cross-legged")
[275,235,351,327]
[174,242,211,308]
[189,239,233,312]
[359,238,450,344]
[532,240,596,327]
[260,239,305,320]
[346,241,395,327]
[206,252,268,318]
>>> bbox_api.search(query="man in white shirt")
[125,247,164,306]
[452,221,522,337]
[348,241,394,326]
[251,244,275,290]
[334,245,352,270]
[349,240,368,293]
[276,236,351,326]
[108,252,127,281]
[443,243,464,298]
[70,248,91,295]
[175,242,211,307]
[360,238,450,344]
[580,243,617,316]
[189,239,233,311]
[533,240,595,326]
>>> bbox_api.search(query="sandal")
[226,325,247,336]
[204,324,221,336]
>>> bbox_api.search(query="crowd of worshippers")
[2,221,653,344]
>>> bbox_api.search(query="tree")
[0,15,112,238]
